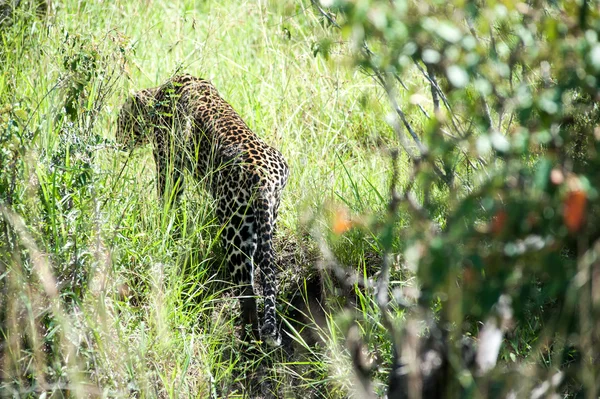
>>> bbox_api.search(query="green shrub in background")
[311,0,600,397]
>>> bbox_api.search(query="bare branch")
[310,0,340,28]
[347,325,377,399]
[394,73,430,119]
[425,63,440,113]
[412,61,452,115]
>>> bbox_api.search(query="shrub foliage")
[312,0,600,396]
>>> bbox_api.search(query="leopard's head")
[116,88,158,150]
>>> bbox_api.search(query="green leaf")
[590,44,600,70]
[422,49,441,64]
[436,22,462,43]
[14,108,27,120]
[446,65,469,88]
[534,158,552,192]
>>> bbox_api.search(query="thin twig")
[394,74,430,119]
[376,150,403,394]
[412,61,452,114]
[311,0,340,28]
[425,63,440,113]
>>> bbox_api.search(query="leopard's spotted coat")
[117,74,289,346]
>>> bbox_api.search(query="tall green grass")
[0,0,420,397]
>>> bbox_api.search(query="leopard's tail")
[254,193,281,347]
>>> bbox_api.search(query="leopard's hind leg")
[254,193,281,347]
[218,199,260,344]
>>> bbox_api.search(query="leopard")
[116,74,289,347]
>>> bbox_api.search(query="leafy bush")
[311,0,600,396]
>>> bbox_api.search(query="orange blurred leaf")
[491,210,507,236]
[463,266,476,287]
[332,208,353,235]
[563,190,587,233]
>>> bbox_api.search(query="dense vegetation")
[1,0,600,397]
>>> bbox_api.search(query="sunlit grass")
[0,0,423,397]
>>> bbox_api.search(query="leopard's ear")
[143,87,165,110]
[131,88,156,108]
